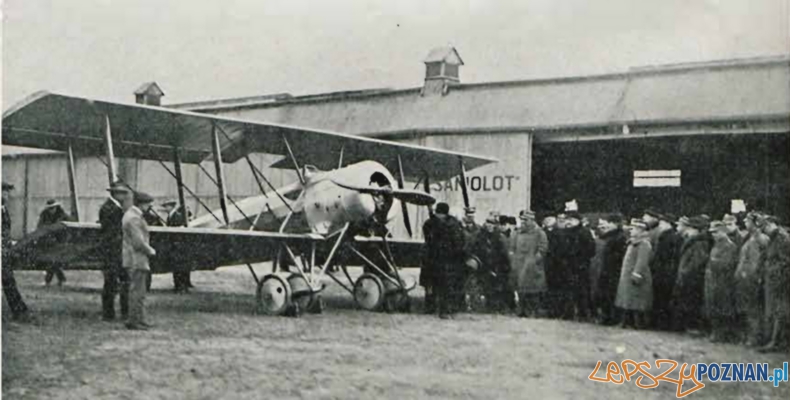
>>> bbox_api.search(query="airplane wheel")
[257,274,292,316]
[464,275,486,313]
[287,274,314,314]
[353,273,384,311]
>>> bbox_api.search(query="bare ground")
[2,267,788,400]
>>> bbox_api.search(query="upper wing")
[2,91,496,180]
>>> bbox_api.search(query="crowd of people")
[420,203,790,353]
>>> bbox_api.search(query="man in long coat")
[469,214,511,312]
[422,202,466,319]
[594,213,628,325]
[615,218,653,329]
[164,201,193,293]
[123,191,157,330]
[758,215,790,353]
[650,212,682,330]
[99,181,133,321]
[722,214,744,249]
[704,221,739,342]
[509,210,548,317]
[671,216,711,333]
[38,199,69,286]
[2,182,29,320]
[735,212,768,346]
[560,211,596,321]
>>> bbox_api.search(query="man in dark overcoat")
[594,213,628,325]
[469,214,511,312]
[38,199,69,286]
[758,215,790,353]
[99,181,133,321]
[671,215,711,333]
[2,182,30,320]
[422,202,467,319]
[650,212,682,330]
[164,201,193,293]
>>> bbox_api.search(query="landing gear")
[353,273,384,311]
[257,274,292,316]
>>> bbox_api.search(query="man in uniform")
[422,202,466,319]
[2,182,30,320]
[562,211,596,321]
[469,214,511,312]
[99,181,133,321]
[758,215,790,353]
[38,199,69,286]
[650,212,682,330]
[123,191,157,330]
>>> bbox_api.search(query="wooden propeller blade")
[331,180,436,206]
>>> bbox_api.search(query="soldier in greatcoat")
[615,218,653,329]
[594,213,628,325]
[735,212,769,347]
[650,212,682,330]
[671,215,711,333]
[509,210,548,317]
[704,221,739,342]
[758,215,790,353]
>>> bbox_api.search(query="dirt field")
[2,267,788,400]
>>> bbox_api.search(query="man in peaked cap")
[704,221,739,342]
[758,214,790,352]
[99,181,134,321]
[2,182,30,320]
[671,215,711,333]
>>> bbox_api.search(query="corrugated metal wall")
[2,132,531,240]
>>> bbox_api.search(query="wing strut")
[66,144,81,221]
[172,147,189,227]
[282,135,305,185]
[196,162,255,227]
[157,161,223,224]
[102,115,117,184]
[210,123,230,224]
[337,145,344,169]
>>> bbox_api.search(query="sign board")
[633,170,681,187]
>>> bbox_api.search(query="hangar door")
[531,133,789,221]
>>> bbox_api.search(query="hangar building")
[3,48,789,238]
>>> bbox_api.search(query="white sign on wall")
[633,170,681,187]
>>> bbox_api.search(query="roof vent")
[422,46,463,96]
[134,82,165,106]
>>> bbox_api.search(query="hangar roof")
[171,55,790,138]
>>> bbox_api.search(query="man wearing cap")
[758,215,790,353]
[422,202,466,319]
[164,201,194,293]
[2,182,30,320]
[670,215,711,333]
[557,211,596,321]
[123,191,157,330]
[615,218,653,329]
[509,210,548,317]
[704,220,739,342]
[467,213,511,313]
[594,213,628,325]
[734,212,769,347]
[642,209,663,249]
[37,199,70,286]
[650,212,682,330]
[99,181,133,321]
[722,214,744,249]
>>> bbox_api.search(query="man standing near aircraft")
[422,202,466,319]
[123,191,157,330]
[2,182,30,321]
[99,181,132,321]
[163,200,193,293]
[38,199,69,286]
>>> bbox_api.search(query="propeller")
[395,156,413,237]
[458,156,471,210]
[331,180,436,206]
[423,172,433,216]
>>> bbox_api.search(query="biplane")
[1,91,496,315]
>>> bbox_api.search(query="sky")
[2,0,789,108]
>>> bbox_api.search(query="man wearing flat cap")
[704,221,739,342]
[670,215,711,333]
[2,182,30,320]
[38,199,70,286]
[758,215,790,352]
[123,191,157,330]
[99,181,133,321]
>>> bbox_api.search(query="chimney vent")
[134,82,165,106]
[422,46,463,96]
